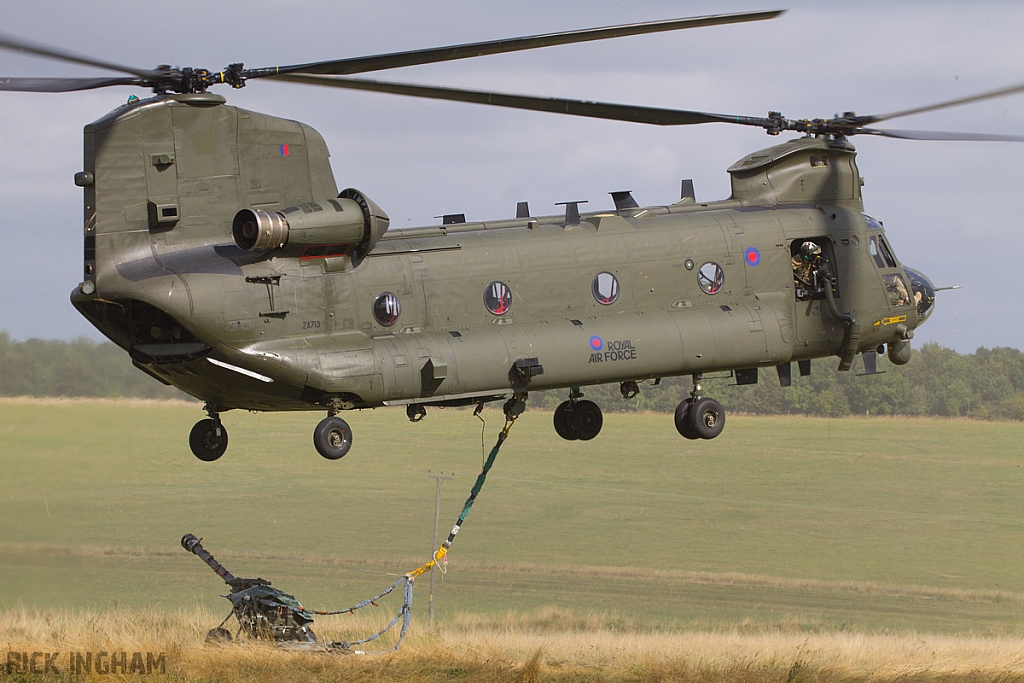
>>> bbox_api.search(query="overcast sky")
[1,1,1022,354]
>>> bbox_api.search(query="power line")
[426,469,454,629]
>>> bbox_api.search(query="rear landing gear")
[674,375,725,440]
[553,388,603,441]
[314,414,353,460]
[190,404,228,461]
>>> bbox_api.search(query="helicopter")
[3,10,1022,462]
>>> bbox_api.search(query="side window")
[869,234,897,269]
[882,273,911,307]
[878,236,898,268]
[372,292,401,326]
[869,235,886,268]
[592,272,620,305]
[483,281,512,315]
[697,262,724,295]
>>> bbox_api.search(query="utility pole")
[426,469,453,629]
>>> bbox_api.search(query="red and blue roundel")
[744,247,761,266]
[589,336,603,351]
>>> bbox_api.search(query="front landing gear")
[674,375,725,440]
[553,388,603,441]
[190,404,228,461]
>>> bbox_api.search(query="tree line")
[0,332,187,400]
[2,332,1022,419]
[533,342,1024,421]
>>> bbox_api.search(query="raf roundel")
[744,246,761,266]
[589,336,603,351]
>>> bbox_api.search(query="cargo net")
[185,417,515,655]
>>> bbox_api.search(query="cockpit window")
[882,273,911,307]
[868,236,885,268]
[864,214,883,232]
[869,235,897,269]
[879,236,898,268]
[904,267,936,321]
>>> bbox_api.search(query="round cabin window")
[484,281,512,315]
[697,262,724,295]
[372,292,401,327]
[592,272,619,305]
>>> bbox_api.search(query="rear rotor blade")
[0,76,139,92]
[0,34,158,79]
[247,10,783,78]
[274,73,772,128]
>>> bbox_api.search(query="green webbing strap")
[407,420,514,579]
[455,431,504,530]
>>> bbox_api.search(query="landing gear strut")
[314,403,353,460]
[190,403,228,461]
[674,374,725,440]
[553,388,603,441]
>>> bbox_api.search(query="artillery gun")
[181,534,317,644]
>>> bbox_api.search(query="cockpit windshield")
[904,267,936,322]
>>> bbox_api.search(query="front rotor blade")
[856,81,1024,126]
[0,34,158,79]
[275,73,772,128]
[0,76,139,92]
[859,127,1024,142]
[247,10,783,78]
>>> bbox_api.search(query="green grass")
[2,398,1024,634]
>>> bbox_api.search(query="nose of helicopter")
[903,267,936,326]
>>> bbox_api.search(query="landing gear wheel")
[674,399,700,440]
[190,419,228,461]
[689,397,725,440]
[205,627,233,644]
[553,401,579,441]
[314,416,353,460]
[574,400,603,441]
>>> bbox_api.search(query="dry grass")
[5,608,1024,682]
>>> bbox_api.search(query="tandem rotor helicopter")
[3,10,1022,461]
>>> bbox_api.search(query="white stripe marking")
[207,357,274,383]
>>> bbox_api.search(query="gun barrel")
[181,533,238,585]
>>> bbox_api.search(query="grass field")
[3,398,1024,680]
[6,607,1024,682]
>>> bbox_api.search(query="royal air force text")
[588,340,637,364]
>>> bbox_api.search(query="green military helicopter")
[3,10,1020,461]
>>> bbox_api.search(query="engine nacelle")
[233,188,390,265]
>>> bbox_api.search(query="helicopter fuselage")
[70,94,933,453]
